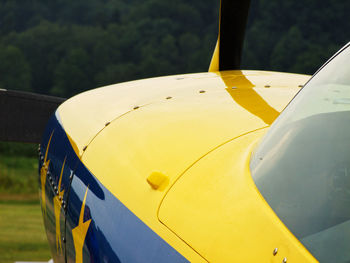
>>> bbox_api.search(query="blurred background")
[0,0,349,262]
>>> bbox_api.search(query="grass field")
[0,155,38,194]
[0,199,51,263]
[0,142,51,263]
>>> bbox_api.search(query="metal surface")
[58,71,310,157]
[158,130,316,262]
[56,71,311,261]
[0,89,65,143]
[39,116,192,262]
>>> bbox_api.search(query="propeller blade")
[209,0,251,71]
[0,89,65,143]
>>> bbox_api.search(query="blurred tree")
[51,48,92,97]
[242,0,350,74]
[270,26,305,72]
[0,0,348,97]
[0,45,31,91]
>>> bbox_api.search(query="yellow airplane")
[1,0,349,262]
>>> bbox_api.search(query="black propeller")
[219,0,251,70]
[0,89,65,143]
[209,0,251,71]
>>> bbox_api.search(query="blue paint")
[39,113,80,263]
[41,114,190,263]
[40,113,79,195]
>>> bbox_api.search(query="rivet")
[264,85,271,88]
[166,96,172,100]
[83,146,88,151]
[133,106,139,110]
[282,258,287,263]
[105,122,111,126]
[199,90,206,93]
[63,204,66,210]
[62,237,66,243]
[54,186,57,192]
[69,174,73,180]
[59,196,62,201]
[273,248,278,256]
[40,156,44,162]
[231,86,237,90]
[61,200,65,205]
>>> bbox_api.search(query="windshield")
[250,44,350,263]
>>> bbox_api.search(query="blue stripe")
[42,114,190,263]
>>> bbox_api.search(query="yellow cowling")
[57,70,312,262]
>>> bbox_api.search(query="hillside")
[0,0,348,97]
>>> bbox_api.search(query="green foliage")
[242,0,350,74]
[0,0,218,96]
[0,154,38,194]
[52,48,93,96]
[0,142,36,157]
[0,0,348,97]
[0,45,31,91]
[0,142,38,195]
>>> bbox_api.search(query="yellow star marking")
[72,187,91,263]
[40,131,54,214]
[54,157,66,254]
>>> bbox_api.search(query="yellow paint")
[40,131,54,215]
[53,157,66,254]
[147,172,169,190]
[219,71,280,124]
[58,70,309,156]
[159,129,318,262]
[208,39,219,72]
[72,187,91,263]
[58,70,311,262]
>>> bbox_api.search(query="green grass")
[0,142,51,262]
[0,154,38,194]
[0,199,51,263]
